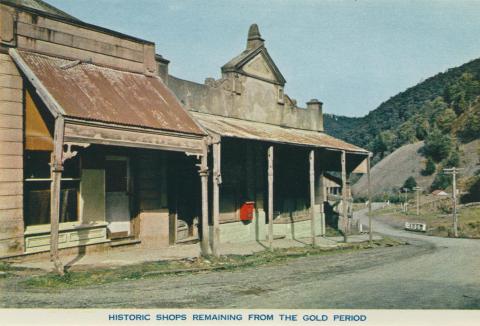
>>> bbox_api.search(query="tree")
[431,173,451,191]
[415,116,430,140]
[396,121,417,146]
[373,131,396,158]
[435,108,457,133]
[424,129,453,162]
[402,176,417,191]
[444,150,460,168]
[457,105,480,142]
[444,73,480,115]
[422,157,436,176]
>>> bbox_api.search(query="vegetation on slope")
[325,57,480,196]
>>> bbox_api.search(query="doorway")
[105,156,131,238]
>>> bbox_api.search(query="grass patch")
[21,238,403,289]
[374,204,480,238]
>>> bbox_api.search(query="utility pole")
[443,167,463,238]
[402,188,409,213]
[413,186,422,216]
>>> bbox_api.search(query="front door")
[105,156,131,238]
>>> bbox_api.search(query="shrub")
[402,176,417,191]
[431,173,451,191]
[422,158,436,176]
[424,129,453,162]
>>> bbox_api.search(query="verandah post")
[367,153,373,245]
[50,117,65,275]
[267,145,274,249]
[212,140,221,256]
[341,150,348,243]
[309,149,316,246]
[199,142,210,256]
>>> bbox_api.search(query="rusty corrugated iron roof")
[192,111,368,153]
[17,50,205,136]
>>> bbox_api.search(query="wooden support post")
[309,150,316,246]
[267,145,274,249]
[320,170,326,236]
[341,150,348,243]
[50,117,65,275]
[199,145,210,256]
[212,141,221,257]
[367,154,373,245]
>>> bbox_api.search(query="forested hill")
[324,56,480,160]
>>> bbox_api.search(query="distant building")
[432,190,449,196]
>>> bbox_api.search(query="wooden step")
[176,236,199,245]
[110,238,141,248]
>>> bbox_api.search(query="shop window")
[24,151,80,227]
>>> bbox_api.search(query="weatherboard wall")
[0,52,24,257]
[1,3,157,74]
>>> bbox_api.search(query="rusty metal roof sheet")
[17,50,205,136]
[192,112,368,153]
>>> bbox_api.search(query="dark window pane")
[25,151,51,179]
[106,160,127,192]
[25,181,79,226]
[59,181,79,223]
[63,156,80,179]
[25,181,50,226]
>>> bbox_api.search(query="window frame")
[24,150,82,230]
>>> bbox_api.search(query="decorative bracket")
[62,142,90,163]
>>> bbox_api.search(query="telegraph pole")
[402,188,409,213]
[413,186,422,216]
[443,167,463,238]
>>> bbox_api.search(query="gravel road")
[1,207,479,309]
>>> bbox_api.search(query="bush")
[444,150,460,168]
[402,176,417,191]
[431,173,451,191]
[461,175,480,203]
[424,129,453,162]
[457,106,480,142]
[422,158,436,176]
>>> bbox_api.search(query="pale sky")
[48,0,480,117]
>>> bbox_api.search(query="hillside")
[352,139,480,198]
[324,57,480,158]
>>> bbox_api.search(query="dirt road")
[1,207,479,308]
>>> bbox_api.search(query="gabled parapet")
[168,24,325,132]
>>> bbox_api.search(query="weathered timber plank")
[0,155,22,168]
[0,182,23,195]
[0,74,22,89]
[0,219,24,240]
[0,195,23,209]
[0,115,22,129]
[64,122,204,154]
[0,208,22,220]
[0,141,22,155]
[17,13,145,52]
[0,128,22,142]
[17,36,145,73]
[0,88,22,102]
[0,59,20,76]
[0,101,22,115]
[16,22,144,63]
[0,169,22,182]
[0,237,24,257]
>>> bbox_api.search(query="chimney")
[247,24,265,50]
[306,99,324,131]
[155,54,170,84]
